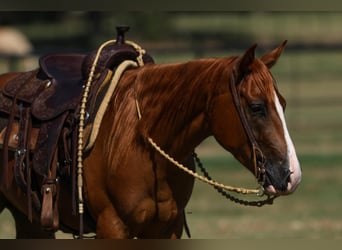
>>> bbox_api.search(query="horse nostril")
[265,166,291,192]
[285,170,292,183]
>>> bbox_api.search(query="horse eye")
[249,103,266,116]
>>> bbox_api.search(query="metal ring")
[256,186,265,197]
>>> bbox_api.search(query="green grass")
[185,153,342,239]
[171,13,342,45]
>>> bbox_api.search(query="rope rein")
[147,137,277,206]
[192,152,277,207]
[147,137,263,196]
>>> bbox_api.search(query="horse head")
[209,41,301,196]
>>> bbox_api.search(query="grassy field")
[186,145,342,239]
[1,13,342,239]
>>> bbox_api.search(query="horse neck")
[137,58,234,159]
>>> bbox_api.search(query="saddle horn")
[116,25,130,45]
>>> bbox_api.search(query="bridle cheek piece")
[229,69,267,189]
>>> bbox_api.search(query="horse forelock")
[244,59,277,102]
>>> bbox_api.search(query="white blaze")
[271,91,302,194]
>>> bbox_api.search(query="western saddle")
[0,26,154,231]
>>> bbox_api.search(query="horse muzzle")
[263,156,302,196]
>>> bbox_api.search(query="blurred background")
[0,12,341,239]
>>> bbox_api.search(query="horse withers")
[0,38,301,238]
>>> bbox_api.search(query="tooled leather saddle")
[0,26,154,231]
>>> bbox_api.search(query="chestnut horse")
[0,41,301,238]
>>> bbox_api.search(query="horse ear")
[260,40,287,68]
[233,44,257,82]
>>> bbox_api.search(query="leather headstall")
[229,65,267,186]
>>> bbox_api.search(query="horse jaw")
[265,92,302,195]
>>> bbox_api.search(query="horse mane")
[101,55,276,168]
[136,57,237,144]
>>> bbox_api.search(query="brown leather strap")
[14,104,29,188]
[40,148,60,231]
[1,97,17,189]
[14,104,34,221]
[1,71,36,189]
[229,67,266,185]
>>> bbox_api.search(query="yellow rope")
[77,39,145,216]
[84,60,139,151]
[147,137,262,195]
[125,40,145,67]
